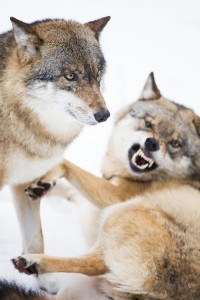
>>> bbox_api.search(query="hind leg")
[11,184,44,254]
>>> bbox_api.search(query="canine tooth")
[131,148,142,163]
[131,147,155,170]
[140,152,149,162]
[131,153,138,163]
[141,153,145,159]
[148,160,154,168]
[138,163,149,170]
[131,146,155,169]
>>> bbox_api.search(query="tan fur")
[0,16,110,254]
[14,74,200,299]
[13,181,200,299]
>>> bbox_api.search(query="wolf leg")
[26,160,124,207]
[26,159,150,207]
[12,249,107,276]
[56,160,150,207]
[11,184,44,254]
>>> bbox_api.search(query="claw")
[12,256,39,276]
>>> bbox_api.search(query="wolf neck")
[24,93,83,146]
[1,85,82,158]
[15,98,81,154]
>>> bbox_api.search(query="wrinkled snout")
[128,137,159,173]
[94,109,110,123]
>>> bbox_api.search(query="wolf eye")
[170,140,181,148]
[64,73,77,81]
[145,120,153,128]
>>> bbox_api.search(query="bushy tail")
[0,280,52,300]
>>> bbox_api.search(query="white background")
[0,0,199,292]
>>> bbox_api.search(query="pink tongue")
[136,155,147,166]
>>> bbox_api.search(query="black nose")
[94,109,110,123]
[145,138,160,152]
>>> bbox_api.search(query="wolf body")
[13,74,200,299]
[0,16,110,254]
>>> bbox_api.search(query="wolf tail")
[0,279,52,300]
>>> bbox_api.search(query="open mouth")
[128,144,157,173]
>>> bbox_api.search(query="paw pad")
[25,180,56,200]
[12,256,39,276]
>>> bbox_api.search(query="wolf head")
[10,16,110,125]
[103,73,200,184]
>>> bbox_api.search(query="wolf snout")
[94,109,110,123]
[145,138,160,152]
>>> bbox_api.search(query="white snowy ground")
[0,0,200,294]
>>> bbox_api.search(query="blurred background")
[0,0,199,290]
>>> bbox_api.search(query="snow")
[0,0,200,293]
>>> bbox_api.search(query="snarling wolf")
[13,73,200,299]
[0,16,110,254]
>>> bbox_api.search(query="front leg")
[12,250,107,276]
[26,159,150,208]
[48,160,150,207]
[11,184,44,254]
[26,160,123,208]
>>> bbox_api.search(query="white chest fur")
[7,148,64,185]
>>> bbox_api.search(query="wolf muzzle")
[128,138,159,173]
[94,109,110,123]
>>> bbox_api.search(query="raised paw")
[25,180,56,200]
[12,256,39,276]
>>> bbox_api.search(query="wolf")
[12,73,200,299]
[0,15,110,255]
[25,72,200,245]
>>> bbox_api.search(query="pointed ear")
[140,72,161,100]
[85,16,111,40]
[10,17,42,61]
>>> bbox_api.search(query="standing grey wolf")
[0,15,110,255]
[12,73,200,299]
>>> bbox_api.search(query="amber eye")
[64,73,77,81]
[170,140,181,148]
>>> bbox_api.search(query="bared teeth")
[131,147,155,170]
[138,163,149,170]
[148,160,154,168]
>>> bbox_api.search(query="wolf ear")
[85,16,111,40]
[140,72,161,100]
[10,17,42,61]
